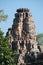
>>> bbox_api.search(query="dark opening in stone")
[12,41,17,51]
[26,13,28,17]
[19,49,22,54]
[20,40,24,48]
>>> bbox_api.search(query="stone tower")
[6,8,40,65]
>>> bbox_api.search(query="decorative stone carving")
[6,8,40,65]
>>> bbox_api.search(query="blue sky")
[0,0,43,35]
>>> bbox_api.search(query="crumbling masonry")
[6,8,40,65]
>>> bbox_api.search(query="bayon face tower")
[6,8,40,65]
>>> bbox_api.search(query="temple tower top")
[16,8,29,13]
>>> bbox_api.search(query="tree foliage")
[0,10,8,22]
[36,33,43,45]
[0,10,18,65]
[0,29,17,65]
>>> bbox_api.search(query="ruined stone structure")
[6,8,40,65]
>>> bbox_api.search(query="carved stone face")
[7,8,40,65]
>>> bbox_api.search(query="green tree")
[0,29,15,65]
[36,33,43,45]
[0,10,8,22]
[0,10,18,65]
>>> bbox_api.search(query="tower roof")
[17,8,29,13]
